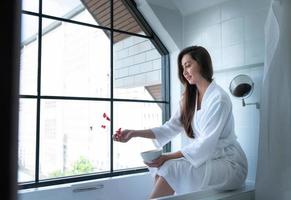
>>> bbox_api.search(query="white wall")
[136,0,183,52]
[18,173,154,200]
[146,2,183,50]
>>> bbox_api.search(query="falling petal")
[103,113,107,118]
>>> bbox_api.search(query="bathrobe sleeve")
[181,99,231,168]
[151,106,184,148]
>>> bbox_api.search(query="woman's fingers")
[144,162,155,167]
[113,130,123,141]
[112,133,119,141]
[113,129,130,143]
[113,133,122,141]
[144,158,163,168]
[146,162,160,168]
[146,155,166,168]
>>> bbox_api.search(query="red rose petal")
[101,125,106,129]
[103,113,107,118]
[115,128,121,134]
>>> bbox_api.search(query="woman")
[113,46,248,199]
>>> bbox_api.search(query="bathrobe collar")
[199,80,216,109]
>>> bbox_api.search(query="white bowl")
[140,149,162,163]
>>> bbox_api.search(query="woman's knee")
[155,175,160,183]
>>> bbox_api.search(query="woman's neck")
[196,79,211,98]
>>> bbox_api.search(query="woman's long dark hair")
[178,46,213,138]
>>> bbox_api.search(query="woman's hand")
[112,129,134,143]
[144,152,184,168]
[144,154,169,168]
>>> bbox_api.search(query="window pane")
[113,33,163,100]
[18,98,37,183]
[42,0,107,27]
[113,102,162,170]
[22,0,39,13]
[82,0,111,28]
[113,0,145,35]
[41,18,111,98]
[20,14,38,95]
[39,100,110,179]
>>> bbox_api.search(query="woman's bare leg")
[154,175,159,184]
[149,176,174,199]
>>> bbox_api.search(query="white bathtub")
[18,172,154,200]
[154,182,255,200]
[18,172,254,200]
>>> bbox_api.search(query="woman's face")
[181,54,202,85]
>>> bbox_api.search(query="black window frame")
[19,0,171,189]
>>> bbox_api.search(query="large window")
[19,0,170,188]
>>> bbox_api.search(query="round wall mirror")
[229,74,259,109]
[229,74,254,98]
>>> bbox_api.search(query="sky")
[21,0,83,43]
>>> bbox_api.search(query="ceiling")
[146,0,236,16]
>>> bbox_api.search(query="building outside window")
[19,0,170,188]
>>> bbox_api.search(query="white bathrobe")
[150,81,248,194]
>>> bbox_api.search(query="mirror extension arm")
[242,98,260,109]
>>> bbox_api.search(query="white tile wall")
[245,40,264,65]
[222,17,244,46]
[242,0,270,13]
[221,0,245,21]
[208,48,222,69]
[205,24,221,49]
[222,43,244,69]
[184,6,220,32]
[213,65,263,182]
[244,9,267,41]
[183,0,270,70]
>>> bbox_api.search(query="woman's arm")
[132,129,156,139]
[145,151,184,168]
[114,101,183,145]
[113,129,155,143]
